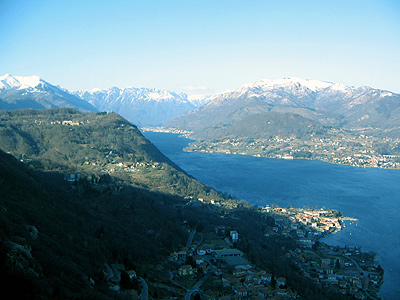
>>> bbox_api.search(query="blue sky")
[1,0,399,93]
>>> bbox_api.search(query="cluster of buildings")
[95,201,382,300]
[185,133,400,169]
[261,206,383,299]
[261,206,349,249]
[265,206,344,235]
[168,227,300,299]
[288,245,383,299]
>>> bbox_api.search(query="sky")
[1,0,399,94]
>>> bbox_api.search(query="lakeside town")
[100,197,384,300]
[141,127,400,169]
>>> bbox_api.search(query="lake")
[143,131,400,299]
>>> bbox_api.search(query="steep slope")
[75,87,199,126]
[0,147,192,299]
[0,74,97,112]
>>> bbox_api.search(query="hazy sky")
[1,0,399,94]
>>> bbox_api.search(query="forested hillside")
[0,108,221,199]
[0,149,190,299]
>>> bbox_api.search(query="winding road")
[139,277,148,300]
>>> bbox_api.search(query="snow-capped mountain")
[0,74,44,90]
[206,77,382,111]
[167,77,400,138]
[0,74,97,112]
[0,74,211,127]
[74,87,205,126]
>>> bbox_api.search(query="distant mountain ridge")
[73,86,203,126]
[0,74,210,126]
[0,74,97,112]
[2,74,400,136]
[167,77,400,139]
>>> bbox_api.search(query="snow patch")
[330,83,350,92]
[380,92,393,98]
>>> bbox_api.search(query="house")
[296,229,305,237]
[64,172,80,183]
[352,277,363,289]
[215,226,226,236]
[327,275,339,285]
[127,270,137,279]
[276,277,287,288]
[222,274,235,287]
[249,285,271,299]
[177,250,187,260]
[321,258,331,268]
[260,271,272,284]
[213,249,243,258]
[193,255,205,265]
[298,238,314,248]
[214,268,224,277]
[233,269,247,278]
[234,287,249,297]
[199,262,208,273]
[245,274,262,286]
[230,231,239,242]
[178,265,195,276]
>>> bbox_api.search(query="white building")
[230,230,239,242]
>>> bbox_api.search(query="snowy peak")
[79,86,189,104]
[0,74,97,112]
[74,86,203,126]
[239,77,337,93]
[0,74,45,90]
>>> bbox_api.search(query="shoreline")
[140,127,400,170]
[143,129,387,298]
[260,205,384,298]
[184,147,400,170]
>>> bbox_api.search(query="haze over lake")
[144,131,400,300]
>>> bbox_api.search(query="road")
[139,277,148,300]
[184,273,211,300]
[184,263,216,300]
[340,255,380,300]
[186,227,197,248]
[168,270,188,291]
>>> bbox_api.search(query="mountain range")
[0,74,209,126]
[167,77,400,139]
[2,74,400,139]
[73,87,202,126]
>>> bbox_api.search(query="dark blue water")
[144,131,400,299]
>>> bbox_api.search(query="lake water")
[143,131,400,299]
